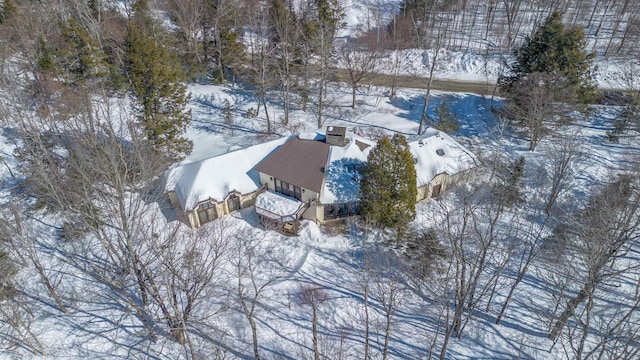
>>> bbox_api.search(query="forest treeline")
[1,0,638,143]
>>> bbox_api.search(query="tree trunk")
[317,84,324,129]
[352,83,357,109]
[382,308,392,360]
[171,320,186,345]
[312,305,319,360]
[549,284,591,341]
[363,281,370,360]
[439,316,455,360]
[32,258,68,313]
[263,98,271,134]
[250,315,260,360]
[418,32,443,135]
[418,61,437,135]
[496,271,524,325]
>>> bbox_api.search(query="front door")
[431,184,442,198]
[227,194,241,212]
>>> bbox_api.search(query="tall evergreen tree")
[360,134,417,240]
[500,11,596,105]
[500,12,596,151]
[58,18,108,84]
[125,7,192,159]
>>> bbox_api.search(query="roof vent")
[436,149,445,156]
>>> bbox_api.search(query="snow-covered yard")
[2,79,639,359]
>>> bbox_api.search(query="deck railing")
[255,198,312,223]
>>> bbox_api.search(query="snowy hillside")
[2,81,639,359]
[334,0,640,89]
[1,0,640,359]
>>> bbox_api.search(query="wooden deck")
[258,214,301,236]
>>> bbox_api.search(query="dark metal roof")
[326,126,346,136]
[254,138,330,193]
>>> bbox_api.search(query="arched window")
[197,201,217,225]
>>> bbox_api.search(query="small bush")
[404,228,446,279]
[60,221,90,242]
[246,107,257,118]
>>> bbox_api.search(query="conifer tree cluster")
[433,99,460,134]
[125,2,192,159]
[360,134,417,235]
[58,18,108,84]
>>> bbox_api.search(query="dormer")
[326,126,347,146]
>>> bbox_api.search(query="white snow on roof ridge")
[408,128,479,187]
[297,132,323,141]
[165,136,292,210]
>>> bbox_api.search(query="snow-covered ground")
[2,1,639,358]
[334,0,640,89]
[3,80,638,359]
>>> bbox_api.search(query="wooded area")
[0,0,639,359]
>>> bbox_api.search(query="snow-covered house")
[253,131,375,230]
[253,135,331,234]
[165,126,478,232]
[409,128,479,200]
[164,137,290,228]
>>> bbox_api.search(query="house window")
[197,201,217,225]
[324,202,360,220]
[274,178,302,200]
[227,193,241,212]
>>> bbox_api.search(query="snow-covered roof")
[165,128,477,211]
[409,128,479,187]
[165,136,291,210]
[320,134,375,204]
[255,191,305,221]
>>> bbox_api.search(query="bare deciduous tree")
[338,40,381,108]
[0,201,68,313]
[0,243,46,355]
[435,184,516,359]
[549,174,640,344]
[235,227,284,360]
[544,134,585,214]
[504,72,558,151]
[299,284,328,360]
[371,250,402,360]
[145,220,230,350]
